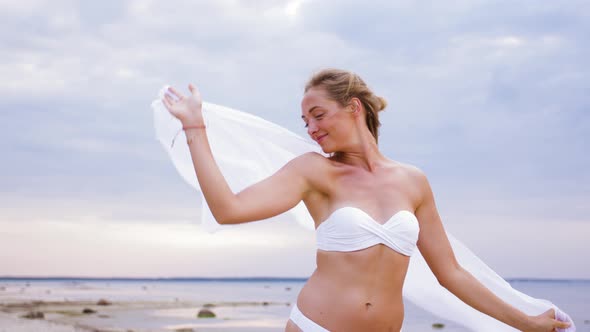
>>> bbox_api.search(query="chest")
[304,161,422,224]
[325,167,419,221]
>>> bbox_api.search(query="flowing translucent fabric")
[152,87,575,332]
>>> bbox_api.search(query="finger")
[542,309,555,318]
[162,97,173,111]
[188,83,201,98]
[163,95,176,111]
[168,86,185,100]
[164,93,175,104]
[555,320,571,328]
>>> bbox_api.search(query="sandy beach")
[0,299,289,332]
[0,280,293,332]
[2,279,586,331]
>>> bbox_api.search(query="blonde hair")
[305,69,387,143]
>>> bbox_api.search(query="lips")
[315,134,328,143]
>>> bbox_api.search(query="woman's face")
[301,87,354,153]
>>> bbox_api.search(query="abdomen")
[297,245,410,331]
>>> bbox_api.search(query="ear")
[349,98,362,116]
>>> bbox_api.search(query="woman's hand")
[162,84,204,126]
[525,309,571,332]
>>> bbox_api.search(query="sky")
[0,0,588,278]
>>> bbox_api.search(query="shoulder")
[389,161,428,182]
[299,151,329,162]
[289,151,329,166]
[385,160,435,211]
[284,152,332,175]
[389,161,432,199]
[287,152,334,199]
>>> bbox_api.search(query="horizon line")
[1,276,589,282]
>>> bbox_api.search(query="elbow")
[213,207,242,225]
[208,199,238,225]
[216,216,240,225]
[214,211,233,225]
[217,215,249,225]
[216,217,228,225]
[436,265,464,290]
[207,197,257,225]
[436,275,451,289]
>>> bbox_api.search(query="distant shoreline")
[0,276,309,282]
[1,276,589,283]
[1,276,587,331]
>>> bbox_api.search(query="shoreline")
[2,276,588,282]
[0,299,290,332]
[2,279,586,331]
[0,280,293,332]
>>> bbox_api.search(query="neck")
[333,129,386,172]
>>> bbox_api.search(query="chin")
[319,145,335,154]
[316,138,336,154]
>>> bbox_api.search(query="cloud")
[0,218,317,277]
[0,0,588,277]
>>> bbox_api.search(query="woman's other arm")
[163,85,314,225]
[411,168,570,332]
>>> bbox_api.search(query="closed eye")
[303,111,324,128]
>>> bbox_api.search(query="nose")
[307,121,318,137]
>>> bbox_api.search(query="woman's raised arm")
[163,84,313,225]
[411,168,571,332]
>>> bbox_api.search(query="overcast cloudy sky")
[0,0,588,278]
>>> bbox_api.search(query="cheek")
[320,114,337,128]
[325,115,345,132]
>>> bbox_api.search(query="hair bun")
[377,96,388,112]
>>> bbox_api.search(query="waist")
[302,247,410,307]
[303,267,406,303]
[298,266,406,331]
[316,245,410,285]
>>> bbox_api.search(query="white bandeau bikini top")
[316,206,420,256]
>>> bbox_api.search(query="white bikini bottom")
[289,304,330,332]
[289,304,404,332]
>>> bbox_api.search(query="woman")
[159,69,573,332]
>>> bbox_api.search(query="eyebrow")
[301,106,321,120]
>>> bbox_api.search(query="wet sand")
[0,282,290,332]
[0,299,289,332]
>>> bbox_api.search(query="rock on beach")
[197,308,216,318]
